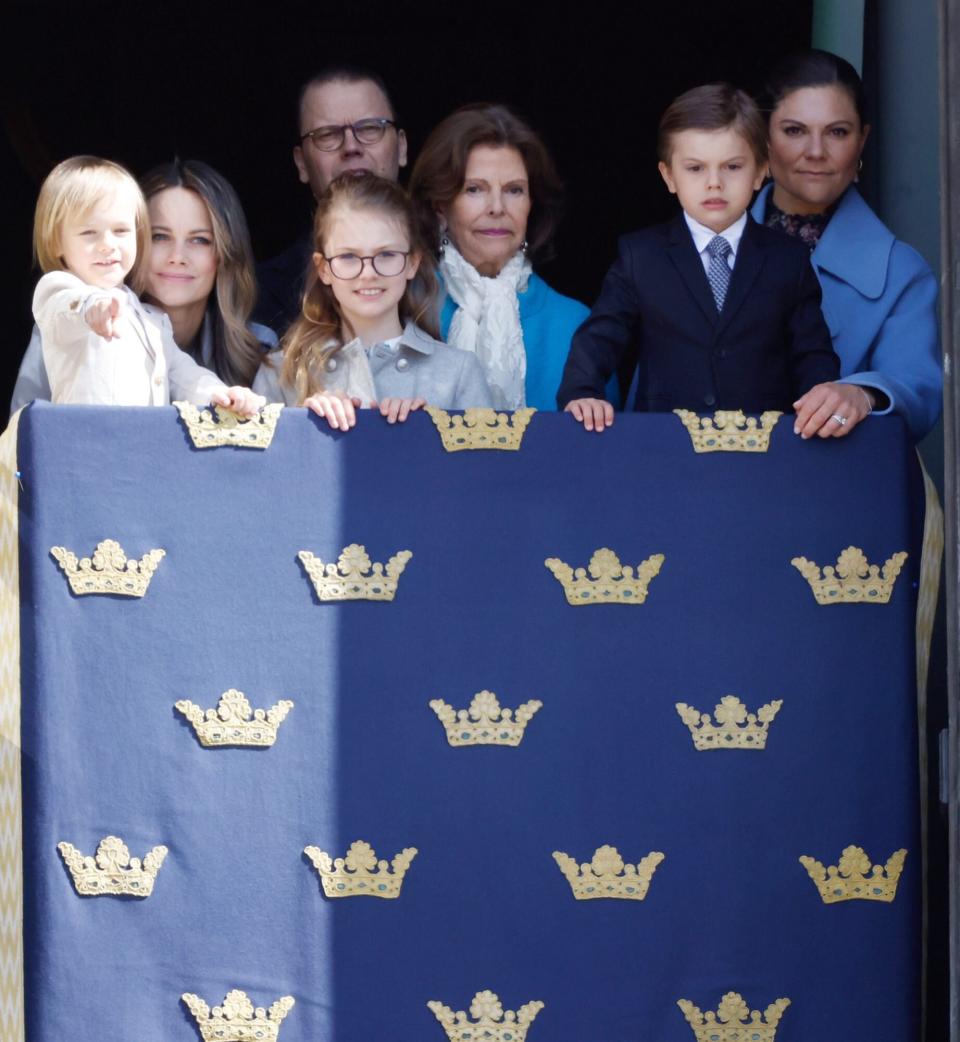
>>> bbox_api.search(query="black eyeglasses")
[300,119,398,152]
[323,250,410,279]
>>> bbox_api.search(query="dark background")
[2,0,814,408]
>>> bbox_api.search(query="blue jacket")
[751,184,942,440]
[440,271,589,411]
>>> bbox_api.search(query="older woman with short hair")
[752,49,941,441]
[409,104,592,411]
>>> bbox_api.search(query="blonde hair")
[33,156,150,293]
[280,172,439,403]
[139,159,263,386]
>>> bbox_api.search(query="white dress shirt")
[683,211,748,275]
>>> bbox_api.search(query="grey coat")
[254,321,493,409]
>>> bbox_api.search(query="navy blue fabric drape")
[18,403,922,1041]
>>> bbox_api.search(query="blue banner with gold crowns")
[15,402,924,1042]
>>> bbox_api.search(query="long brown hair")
[280,172,439,402]
[408,103,564,263]
[139,159,263,386]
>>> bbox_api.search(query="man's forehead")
[300,79,394,129]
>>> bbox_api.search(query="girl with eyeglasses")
[254,172,492,428]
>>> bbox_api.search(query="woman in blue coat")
[752,49,941,441]
[409,104,593,411]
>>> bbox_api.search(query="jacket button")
[717,349,727,360]
[396,357,409,371]
[326,358,337,372]
[154,376,163,387]
[704,394,716,406]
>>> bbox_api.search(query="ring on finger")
[831,413,847,426]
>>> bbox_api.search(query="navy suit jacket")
[557,213,840,412]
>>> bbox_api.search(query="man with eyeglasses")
[255,65,407,335]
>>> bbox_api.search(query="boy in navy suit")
[558,84,846,436]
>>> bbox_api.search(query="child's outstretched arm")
[33,272,126,346]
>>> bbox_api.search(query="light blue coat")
[751,184,941,440]
[440,271,590,411]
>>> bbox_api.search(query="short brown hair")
[409,103,564,262]
[658,83,767,165]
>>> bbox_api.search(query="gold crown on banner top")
[304,840,417,898]
[791,546,908,604]
[181,990,295,1042]
[544,548,664,605]
[429,690,542,747]
[175,690,294,748]
[425,406,536,451]
[174,400,283,449]
[552,845,665,900]
[674,409,782,452]
[298,543,412,601]
[799,845,907,903]
[677,992,791,1042]
[57,835,168,897]
[50,539,165,597]
[675,695,782,750]
[428,990,544,1042]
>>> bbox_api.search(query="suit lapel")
[715,217,765,337]
[666,215,719,328]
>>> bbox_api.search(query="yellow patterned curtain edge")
[0,410,24,1042]
[915,453,943,1042]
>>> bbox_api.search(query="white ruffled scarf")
[440,241,532,410]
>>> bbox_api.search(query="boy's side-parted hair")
[657,83,768,165]
[33,156,150,293]
[280,171,440,403]
[139,158,263,387]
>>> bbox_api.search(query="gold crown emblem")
[298,544,412,601]
[552,845,664,900]
[791,546,908,604]
[429,690,542,747]
[673,409,781,452]
[799,845,907,903]
[428,990,544,1042]
[175,689,294,748]
[425,406,536,451]
[50,539,165,597]
[545,548,664,605]
[675,696,782,750]
[181,990,295,1042]
[174,401,283,449]
[304,840,417,898]
[677,992,790,1042]
[57,835,168,897]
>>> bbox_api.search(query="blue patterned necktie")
[706,235,732,311]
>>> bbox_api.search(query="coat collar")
[752,183,893,299]
[398,320,438,356]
